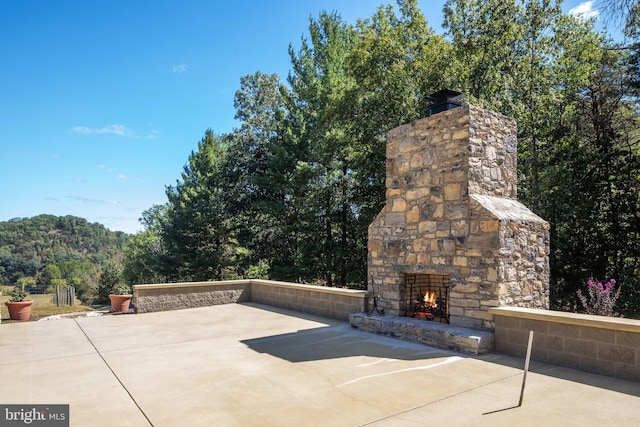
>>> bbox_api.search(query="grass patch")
[1,285,105,321]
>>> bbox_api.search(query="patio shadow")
[242,324,459,363]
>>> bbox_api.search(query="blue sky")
[0,1,611,234]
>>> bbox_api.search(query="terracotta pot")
[109,294,132,313]
[5,300,33,321]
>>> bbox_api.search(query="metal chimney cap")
[426,88,465,103]
[426,88,465,116]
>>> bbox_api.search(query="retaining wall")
[134,280,368,322]
[490,306,640,382]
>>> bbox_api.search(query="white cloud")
[172,64,188,73]
[72,126,93,134]
[66,195,109,204]
[146,130,160,139]
[72,124,135,137]
[569,1,599,20]
[97,164,116,173]
[99,124,129,135]
[97,165,139,182]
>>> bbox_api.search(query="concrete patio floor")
[1,302,639,426]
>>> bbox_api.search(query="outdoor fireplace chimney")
[367,100,550,330]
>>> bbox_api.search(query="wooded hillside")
[0,214,128,287]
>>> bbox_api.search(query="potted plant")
[108,283,133,313]
[4,286,33,321]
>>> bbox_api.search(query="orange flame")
[424,292,436,306]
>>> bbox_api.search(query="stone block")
[479,299,499,308]
[432,203,444,219]
[451,220,468,236]
[535,333,564,352]
[368,239,382,253]
[452,129,468,140]
[519,318,549,334]
[444,183,462,201]
[548,322,580,339]
[547,349,580,368]
[412,238,428,252]
[564,338,596,358]
[467,234,500,249]
[436,230,451,238]
[580,356,616,377]
[450,315,483,330]
[385,212,405,225]
[397,161,410,175]
[406,187,430,200]
[506,328,532,346]
[453,256,467,267]
[391,198,407,212]
[597,343,635,364]
[410,153,422,168]
[465,249,483,257]
[431,256,447,265]
[445,204,468,220]
[437,238,456,255]
[416,252,430,264]
[493,314,519,330]
[495,338,526,358]
[418,220,437,234]
[480,220,499,233]
[580,326,616,344]
[399,137,419,154]
[616,330,640,348]
[464,309,493,321]
[449,306,464,316]
[450,297,478,308]
[406,206,420,223]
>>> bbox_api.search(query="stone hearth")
[362,101,550,332]
[349,312,494,355]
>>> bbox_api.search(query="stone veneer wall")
[134,281,251,313]
[134,280,368,322]
[490,307,640,382]
[250,281,368,321]
[368,104,550,330]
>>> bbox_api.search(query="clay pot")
[109,294,132,313]
[5,300,33,321]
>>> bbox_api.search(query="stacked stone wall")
[368,104,550,330]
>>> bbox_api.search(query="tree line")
[9,1,635,315]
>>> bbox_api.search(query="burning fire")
[423,292,436,307]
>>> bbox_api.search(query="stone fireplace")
[367,97,550,331]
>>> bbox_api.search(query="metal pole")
[518,330,534,406]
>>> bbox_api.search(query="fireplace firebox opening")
[404,273,450,323]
